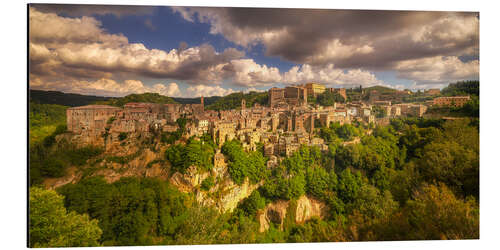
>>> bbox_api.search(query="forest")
[29,115,479,246]
[28,81,479,247]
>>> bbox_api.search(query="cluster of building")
[432,96,471,107]
[66,82,471,158]
[268,83,347,108]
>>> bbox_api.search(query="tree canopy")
[29,187,102,247]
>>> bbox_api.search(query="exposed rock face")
[295,195,328,223]
[43,167,81,190]
[258,200,290,232]
[46,132,261,214]
[168,158,260,213]
[216,178,261,212]
[44,133,170,189]
[258,195,329,232]
[169,166,210,193]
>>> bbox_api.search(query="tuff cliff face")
[258,195,329,232]
[44,132,170,189]
[168,153,260,213]
[44,132,260,214]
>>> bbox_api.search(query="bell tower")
[201,95,204,112]
[241,98,246,110]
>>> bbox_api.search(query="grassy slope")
[94,93,177,107]
[29,102,68,145]
[206,91,268,110]
[30,89,112,107]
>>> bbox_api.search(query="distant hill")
[94,93,178,107]
[364,86,398,94]
[441,80,479,97]
[30,90,227,107]
[30,89,112,107]
[173,96,221,106]
[29,89,268,110]
[206,91,268,110]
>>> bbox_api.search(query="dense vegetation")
[30,90,111,107]
[164,134,216,173]
[57,177,189,246]
[363,85,398,94]
[29,187,102,247]
[206,91,268,110]
[30,136,104,185]
[441,80,479,97]
[221,140,268,185]
[426,94,480,118]
[173,96,221,105]
[313,91,345,106]
[29,85,479,246]
[95,93,177,107]
[29,102,68,145]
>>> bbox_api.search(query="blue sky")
[29,5,479,97]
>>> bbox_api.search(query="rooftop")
[68,105,120,110]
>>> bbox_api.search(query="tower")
[200,95,204,112]
[241,98,246,110]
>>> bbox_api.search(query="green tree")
[316,91,345,106]
[405,183,479,240]
[238,190,267,216]
[29,187,102,247]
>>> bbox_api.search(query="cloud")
[29,7,245,85]
[29,77,183,97]
[185,85,235,97]
[394,56,479,84]
[151,82,182,97]
[172,8,479,70]
[244,87,265,93]
[283,64,385,87]
[30,4,156,17]
[228,59,282,86]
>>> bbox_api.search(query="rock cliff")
[44,132,260,214]
[258,195,329,232]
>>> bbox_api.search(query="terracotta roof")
[68,105,120,110]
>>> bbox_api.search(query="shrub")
[200,176,215,191]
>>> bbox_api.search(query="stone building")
[305,82,326,97]
[268,85,308,107]
[327,88,347,101]
[67,105,120,134]
[433,96,471,107]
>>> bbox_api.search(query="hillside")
[441,80,479,97]
[173,96,221,106]
[30,89,112,107]
[363,85,398,93]
[206,91,268,110]
[29,102,68,145]
[93,93,178,106]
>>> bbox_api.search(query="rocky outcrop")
[47,132,261,214]
[258,200,290,232]
[169,166,210,193]
[295,195,328,223]
[215,178,261,212]
[168,161,261,213]
[258,195,329,232]
[44,133,170,189]
[43,167,82,190]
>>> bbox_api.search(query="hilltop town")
[66,82,471,161]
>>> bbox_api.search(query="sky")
[28,4,479,97]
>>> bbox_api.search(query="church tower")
[241,98,246,111]
[201,95,204,112]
